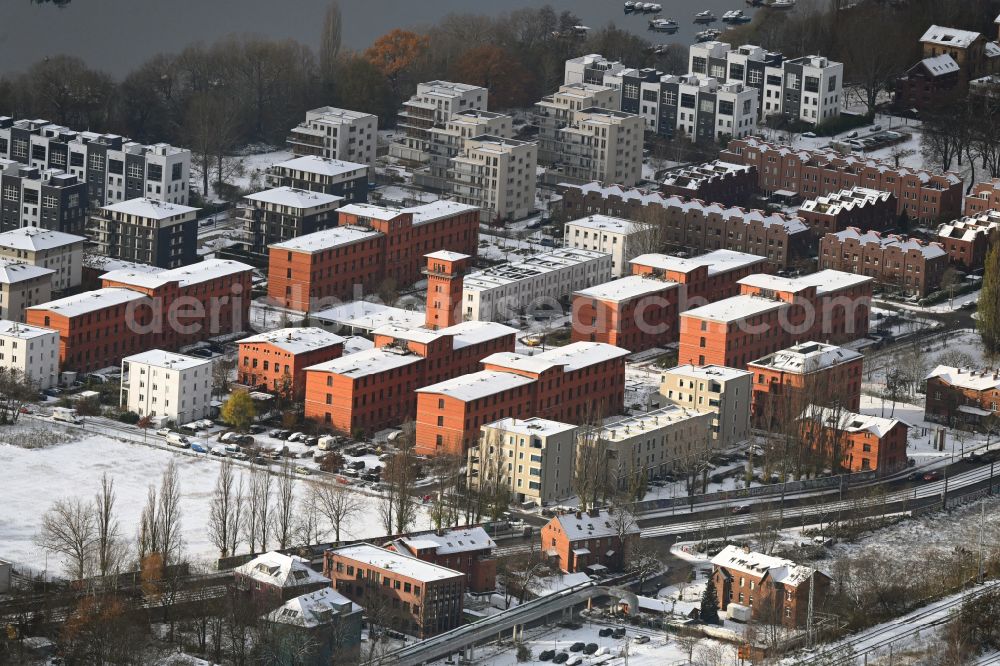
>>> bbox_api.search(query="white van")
[318,435,338,451]
[52,407,82,424]
[165,432,190,448]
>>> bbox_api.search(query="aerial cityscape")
[3,0,1000,664]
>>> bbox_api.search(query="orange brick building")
[937,214,1000,269]
[722,137,963,224]
[424,251,471,329]
[630,250,768,306]
[303,320,515,435]
[267,201,479,312]
[925,365,1000,429]
[28,259,252,373]
[323,543,464,638]
[711,545,830,629]
[237,328,345,398]
[678,270,872,369]
[540,509,640,574]
[798,407,908,474]
[414,342,630,455]
[388,526,497,593]
[748,342,863,429]
[965,178,1000,215]
[818,227,948,297]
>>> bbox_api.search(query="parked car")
[156,428,171,437]
[802,131,816,138]
[210,445,228,457]
[190,442,208,454]
[583,644,599,655]
[923,470,942,481]
[634,636,650,645]
[539,650,555,661]
[248,424,265,434]
[288,432,308,442]
[277,430,292,440]
[566,656,583,666]
[295,466,312,476]
[304,436,319,447]
[570,643,585,653]
[612,628,626,639]
[732,504,751,515]
[269,429,284,438]
[552,653,569,664]
[598,628,614,638]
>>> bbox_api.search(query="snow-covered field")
[0,420,427,576]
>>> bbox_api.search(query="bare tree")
[272,460,297,549]
[93,473,124,578]
[136,484,159,563]
[212,357,236,400]
[380,421,418,535]
[320,1,343,88]
[312,481,362,543]
[247,465,273,553]
[157,461,183,567]
[208,459,241,558]
[37,497,96,580]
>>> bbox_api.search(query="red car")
[923,471,942,481]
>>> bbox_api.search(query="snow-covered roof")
[482,416,578,438]
[101,197,199,220]
[239,327,345,354]
[0,319,57,340]
[312,301,425,331]
[830,228,947,260]
[920,54,961,77]
[681,294,786,323]
[398,526,496,555]
[416,370,536,401]
[306,346,424,378]
[0,227,86,252]
[29,287,148,318]
[332,543,464,582]
[268,225,381,253]
[937,214,1000,242]
[337,203,402,221]
[425,250,470,262]
[372,320,516,350]
[630,249,766,276]
[270,155,368,178]
[598,405,710,441]
[0,260,53,284]
[926,365,1000,392]
[749,341,862,374]
[123,349,211,371]
[403,200,480,225]
[84,255,161,274]
[575,275,676,302]
[665,364,752,382]
[738,270,872,295]
[464,248,609,292]
[799,187,892,215]
[234,551,330,588]
[482,341,630,375]
[550,509,640,541]
[712,545,818,588]
[101,259,252,290]
[920,25,981,49]
[244,187,343,209]
[564,214,641,235]
[267,587,360,628]
[801,406,903,439]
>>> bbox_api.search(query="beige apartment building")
[0,261,53,323]
[451,135,538,224]
[660,364,753,450]
[0,227,85,293]
[468,417,578,507]
[535,83,619,164]
[551,108,644,187]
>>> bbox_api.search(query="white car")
[156,428,171,437]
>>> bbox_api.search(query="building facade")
[797,187,897,237]
[637,74,759,142]
[937,214,1000,269]
[390,82,489,164]
[660,364,753,450]
[238,328,345,399]
[0,160,88,234]
[389,526,497,593]
[0,227,85,293]
[265,155,369,203]
[0,319,59,389]
[540,509,640,574]
[798,407,908,474]
[818,227,948,297]
[572,275,679,352]
[449,135,538,224]
[925,365,1000,429]
[89,198,199,269]
[661,161,757,206]
[120,349,213,425]
[564,215,645,277]
[0,261,52,323]
[965,178,1000,216]
[239,187,344,265]
[286,107,378,166]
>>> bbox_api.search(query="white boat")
[572,25,591,34]
[694,10,718,23]
[649,17,679,31]
[648,3,663,11]
[624,1,636,10]
[695,28,722,41]
[768,0,796,8]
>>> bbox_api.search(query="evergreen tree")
[700,577,720,624]
[978,242,1000,359]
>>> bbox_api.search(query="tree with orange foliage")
[364,29,429,96]
[451,45,533,110]
[61,594,141,663]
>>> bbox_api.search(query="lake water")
[1,0,763,77]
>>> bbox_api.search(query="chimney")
[589,508,600,519]
[575,511,582,519]
[743,545,751,554]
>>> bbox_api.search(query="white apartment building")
[535,83,620,165]
[563,214,643,277]
[469,417,578,506]
[596,405,715,489]
[0,261,53,323]
[0,227,85,292]
[286,107,378,166]
[0,319,59,389]
[450,135,538,223]
[462,247,612,322]
[390,81,489,163]
[638,74,759,141]
[121,349,213,425]
[660,364,753,450]
[420,109,514,190]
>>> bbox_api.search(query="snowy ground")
[226,148,294,194]
[0,419,428,576]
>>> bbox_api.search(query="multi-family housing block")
[419,109,514,192]
[965,178,1000,215]
[449,134,538,223]
[0,261,53,323]
[722,137,964,223]
[0,117,190,207]
[563,214,644,277]
[0,160,88,234]
[637,74,759,141]
[286,106,378,166]
[540,509,640,574]
[390,81,489,164]
[798,407,908,474]
[0,228,85,293]
[237,328,345,398]
[936,213,1000,268]
[559,182,811,270]
[120,349,213,425]
[267,201,479,312]
[535,83,619,163]
[89,198,199,269]
[387,526,497,593]
[925,365,1000,429]
[239,187,344,265]
[660,364,753,450]
[661,161,756,206]
[818,227,948,297]
[0,320,59,389]
[797,187,897,237]
[265,155,369,203]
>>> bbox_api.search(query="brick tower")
[424,251,471,329]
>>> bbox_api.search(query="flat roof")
[101,258,252,289]
[101,198,199,219]
[630,249,766,276]
[0,227,86,252]
[425,250,470,262]
[482,341,630,374]
[464,248,608,292]
[564,215,640,234]
[306,346,423,378]
[311,301,425,331]
[332,543,463,581]
[239,327,345,354]
[30,287,148,318]
[123,349,211,371]
[403,200,479,224]
[681,294,786,323]
[482,416,578,438]
[575,275,676,302]
[599,405,710,441]
[665,364,752,382]
[416,370,536,402]
[738,270,872,295]
[270,155,368,177]
[0,319,58,340]
[749,341,862,373]
[245,187,343,209]
[269,225,381,253]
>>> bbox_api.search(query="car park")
[570,643,585,652]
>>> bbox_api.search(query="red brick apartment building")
[660,161,757,206]
[818,227,948,297]
[571,249,767,353]
[796,187,897,236]
[925,365,1000,429]
[237,328,345,398]
[722,137,964,223]
[324,543,465,638]
[388,526,497,593]
[937,213,1000,269]
[965,178,1000,215]
[558,182,811,270]
[267,201,479,312]
[414,342,630,456]
[678,270,872,369]
[798,407,908,474]
[540,509,640,574]
[303,320,515,435]
[28,259,252,373]
[748,342,863,429]
[711,545,830,628]
[234,551,332,610]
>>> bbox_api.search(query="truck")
[52,407,82,424]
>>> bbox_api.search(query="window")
[147,163,163,182]
[642,89,658,102]
[623,83,639,99]
[691,57,707,74]
[804,76,820,94]
[108,159,124,175]
[729,63,745,81]
[680,94,696,109]
[661,89,677,106]
[718,100,734,116]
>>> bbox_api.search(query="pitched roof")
[926,365,1000,392]
[234,551,330,588]
[239,327,345,354]
[711,545,819,587]
[0,227,86,252]
[920,25,981,49]
[266,587,360,628]
[397,526,496,555]
[799,406,904,438]
[0,260,54,284]
[550,509,640,541]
